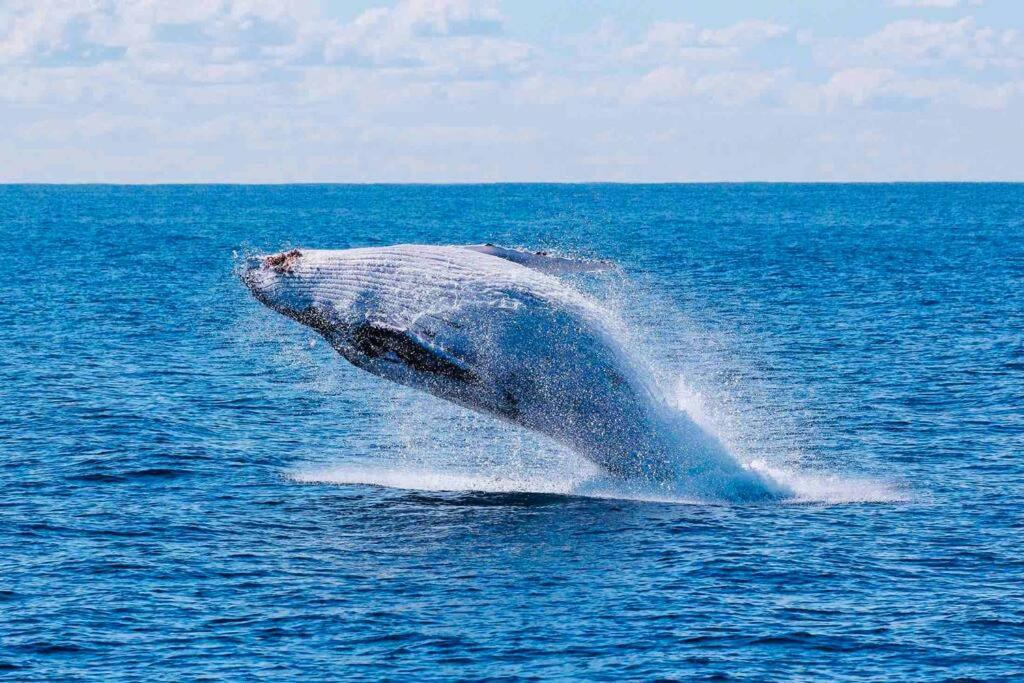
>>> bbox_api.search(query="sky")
[1,0,1022,182]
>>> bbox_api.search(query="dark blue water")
[2,184,1023,680]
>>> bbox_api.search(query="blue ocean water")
[2,184,1023,680]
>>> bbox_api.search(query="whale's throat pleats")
[351,321,479,384]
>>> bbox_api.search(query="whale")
[241,244,785,502]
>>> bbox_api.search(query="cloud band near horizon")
[1,0,1021,182]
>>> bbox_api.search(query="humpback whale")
[241,244,785,502]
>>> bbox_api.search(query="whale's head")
[240,247,497,399]
[240,249,331,329]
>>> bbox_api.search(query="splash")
[760,465,907,505]
[289,459,716,505]
[245,245,903,506]
[288,460,905,505]
[286,356,905,507]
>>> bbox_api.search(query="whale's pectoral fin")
[461,244,617,274]
[352,321,479,384]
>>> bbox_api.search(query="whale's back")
[296,245,601,329]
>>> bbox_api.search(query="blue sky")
[1,0,1021,182]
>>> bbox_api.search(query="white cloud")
[818,66,1022,110]
[888,0,984,7]
[625,66,690,102]
[818,17,1022,69]
[625,66,786,107]
[890,76,1023,107]
[623,19,788,63]
[0,3,1022,181]
[698,19,789,47]
[693,69,784,106]
[319,0,527,74]
[0,0,314,66]
[822,67,898,106]
[0,0,529,81]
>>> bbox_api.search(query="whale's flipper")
[462,244,617,274]
[351,321,479,383]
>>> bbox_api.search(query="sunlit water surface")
[2,184,1022,680]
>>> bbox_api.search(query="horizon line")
[2,180,1023,187]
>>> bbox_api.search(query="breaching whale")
[241,244,785,502]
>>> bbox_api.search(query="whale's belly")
[406,297,669,476]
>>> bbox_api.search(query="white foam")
[292,463,581,496]
[288,462,709,504]
[749,461,907,504]
[289,459,905,506]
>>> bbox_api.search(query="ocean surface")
[2,184,1023,681]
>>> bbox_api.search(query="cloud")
[318,0,527,75]
[625,66,786,107]
[0,3,1022,181]
[698,19,790,47]
[0,0,315,65]
[0,0,529,82]
[822,67,898,106]
[818,66,1022,109]
[817,17,1022,69]
[625,66,691,102]
[622,19,788,63]
[0,0,123,66]
[888,0,983,7]
[693,69,784,106]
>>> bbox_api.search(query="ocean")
[2,184,1022,680]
